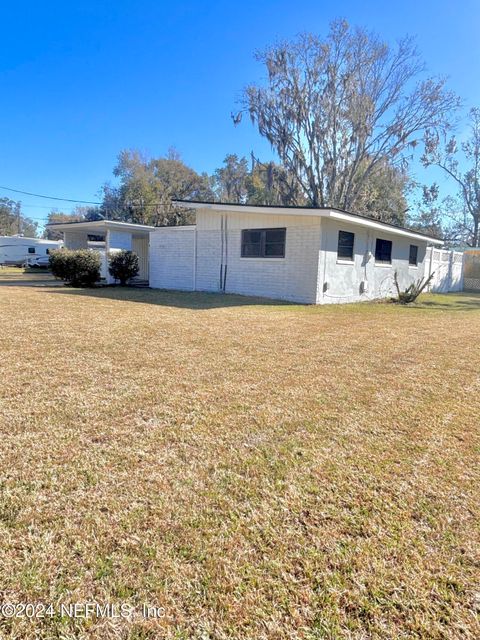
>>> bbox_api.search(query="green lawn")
[0,280,479,639]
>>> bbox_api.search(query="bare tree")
[238,20,459,212]
[422,107,480,246]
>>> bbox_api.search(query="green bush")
[49,249,101,287]
[108,250,139,285]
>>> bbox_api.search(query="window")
[337,230,355,261]
[409,244,418,266]
[241,228,286,258]
[46,249,50,255]
[28,247,35,254]
[375,238,392,264]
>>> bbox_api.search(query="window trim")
[374,238,393,265]
[336,230,355,263]
[409,244,419,267]
[240,227,286,259]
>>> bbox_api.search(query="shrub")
[108,250,139,285]
[49,249,101,287]
[393,270,435,304]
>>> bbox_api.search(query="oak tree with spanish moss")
[238,20,459,215]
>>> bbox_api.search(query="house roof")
[45,220,154,234]
[173,200,444,245]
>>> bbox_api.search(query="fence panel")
[425,248,464,293]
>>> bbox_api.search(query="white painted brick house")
[48,202,443,303]
[149,201,443,304]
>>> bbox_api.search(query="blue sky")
[1,0,479,226]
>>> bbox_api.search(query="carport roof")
[45,220,154,234]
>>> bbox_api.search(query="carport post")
[105,229,114,284]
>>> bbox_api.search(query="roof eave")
[172,200,444,245]
[328,210,444,245]
[45,220,154,232]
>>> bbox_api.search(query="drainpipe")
[193,226,197,291]
[321,226,328,301]
[223,215,228,292]
[219,215,224,292]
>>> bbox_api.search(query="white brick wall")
[149,226,196,290]
[195,230,222,292]
[195,211,321,303]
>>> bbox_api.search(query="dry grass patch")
[0,281,479,639]
[0,266,58,287]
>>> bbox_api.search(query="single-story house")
[45,220,154,283]
[149,201,443,304]
[47,202,443,303]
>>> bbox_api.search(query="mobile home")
[0,236,63,266]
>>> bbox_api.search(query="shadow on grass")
[8,277,480,312]
[411,292,480,311]
[48,286,294,310]
[0,270,60,287]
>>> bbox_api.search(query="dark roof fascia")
[172,199,443,243]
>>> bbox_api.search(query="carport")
[46,220,154,284]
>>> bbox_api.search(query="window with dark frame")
[375,238,392,263]
[28,247,35,254]
[241,228,286,258]
[337,230,355,261]
[409,244,418,266]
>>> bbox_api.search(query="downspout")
[223,214,228,292]
[219,215,224,291]
[321,230,328,302]
[193,225,197,291]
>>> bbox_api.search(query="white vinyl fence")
[425,248,464,293]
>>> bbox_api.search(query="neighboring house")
[45,220,154,282]
[0,235,62,266]
[149,201,443,304]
